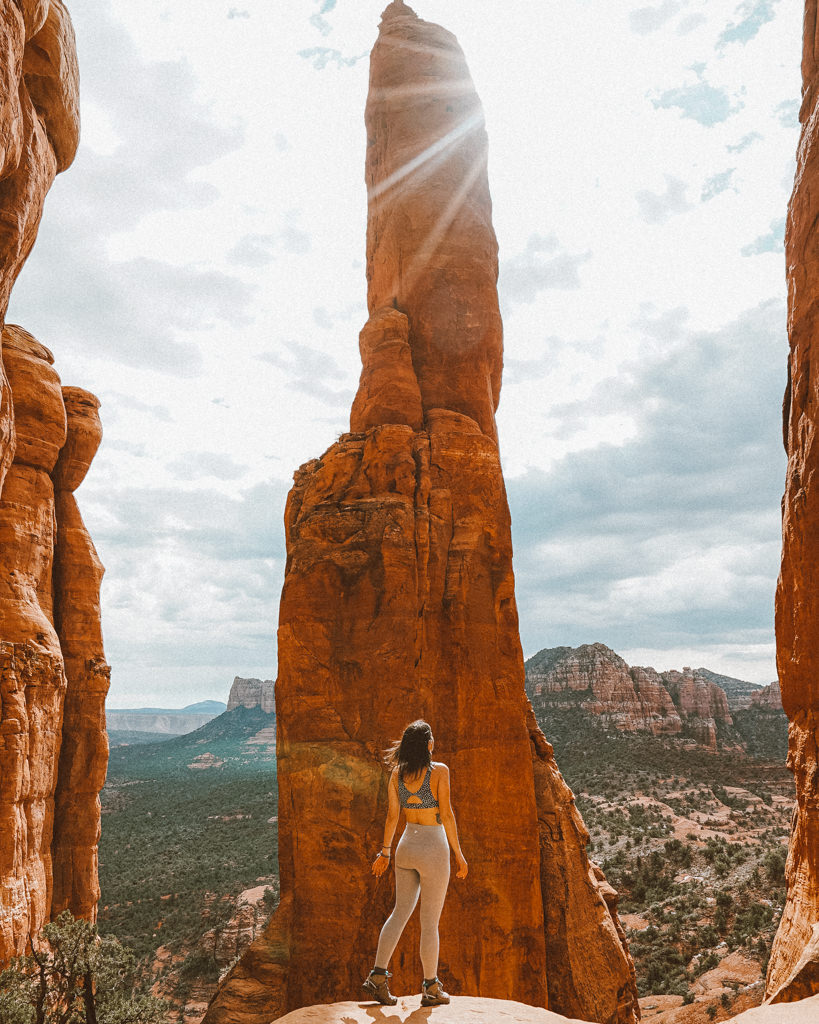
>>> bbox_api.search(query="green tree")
[764,847,787,883]
[0,911,168,1024]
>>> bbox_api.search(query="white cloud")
[629,1,686,35]
[652,69,741,126]
[717,0,779,48]
[636,176,693,223]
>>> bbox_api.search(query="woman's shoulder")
[430,761,449,774]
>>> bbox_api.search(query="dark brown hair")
[384,719,432,780]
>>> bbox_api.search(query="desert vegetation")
[540,710,793,1015]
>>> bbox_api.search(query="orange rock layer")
[0,1,108,962]
[769,0,819,999]
[204,4,637,1023]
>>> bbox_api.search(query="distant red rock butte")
[527,643,735,750]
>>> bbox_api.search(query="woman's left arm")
[372,769,400,876]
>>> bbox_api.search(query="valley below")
[97,651,792,1023]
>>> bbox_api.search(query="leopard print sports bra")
[398,763,439,810]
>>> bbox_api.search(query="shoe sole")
[421,996,450,1006]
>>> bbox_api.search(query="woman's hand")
[455,853,468,879]
[372,854,390,878]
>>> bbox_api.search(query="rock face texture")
[200,884,273,970]
[226,677,275,714]
[526,644,734,749]
[0,332,108,957]
[696,668,766,711]
[768,923,819,1005]
[204,5,637,1024]
[751,680,783,712]
[769,0,819,998]
[0,1,107,963]
[50,387,109,920]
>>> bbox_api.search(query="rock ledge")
[273,994,819,1024]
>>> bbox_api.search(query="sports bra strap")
[397,763,439,810]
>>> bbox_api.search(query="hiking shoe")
[421,977,450,1005]
[363,969,398,1006]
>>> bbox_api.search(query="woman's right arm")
[437,765,468,878]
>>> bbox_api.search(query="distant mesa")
[107,700,227,739]
[525,643,784,752]
[226,676,275,714]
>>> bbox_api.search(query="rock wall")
[0,1,108,961]
[226,676,275,714]
[527,644,734,749]
[50,386,109,919]
[696,668,765,711]
[768,0,819,998]
[204,4,637,1023]
[751,680,783,712]
[662,668,732,749]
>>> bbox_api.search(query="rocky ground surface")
[271,993,819,1024]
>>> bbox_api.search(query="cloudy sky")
[7,0,801,706]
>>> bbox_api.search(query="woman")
[362,720,468,1007]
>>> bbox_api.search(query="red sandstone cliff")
[526,644,734,749]
[768,0,819,999]
[750,680,783,712]
[0,0,108,961]
[203,4,637,1023]
[50,386,110,919]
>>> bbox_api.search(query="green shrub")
[0,910,169,1023]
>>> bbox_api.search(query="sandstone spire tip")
[381,0,417,21]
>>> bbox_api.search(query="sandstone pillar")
[204,4,637,1023]
[768,0,819,998]
[0,327,67,956]
[0,0,107,963]
[50,387,110,919]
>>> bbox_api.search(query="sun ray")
[389,148,489,303]
[368,78,476,103]
[367,110,485,203]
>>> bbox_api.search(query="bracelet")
[378,850,391,858]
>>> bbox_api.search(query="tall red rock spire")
[0,1,109,960]
[768,0,819,1001]
[204,7,638,1023]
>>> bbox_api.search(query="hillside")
[98,705,278,1015]
[534,708,793,1020]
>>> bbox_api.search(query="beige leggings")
[374,823,450,978]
